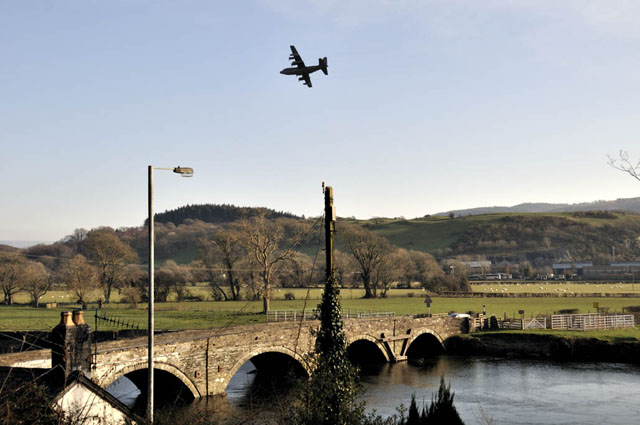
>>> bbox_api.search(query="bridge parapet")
[90,315,465,398]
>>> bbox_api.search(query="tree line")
[0,215,470,311]
[148,203,299,226]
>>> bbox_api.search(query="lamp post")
[148,165,193,422]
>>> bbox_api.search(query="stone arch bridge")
[92,315,465,400]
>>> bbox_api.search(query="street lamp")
[147,165,193,422]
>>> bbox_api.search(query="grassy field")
[2,293,639,332]
[9,286,423,305]
[470,282,640,294]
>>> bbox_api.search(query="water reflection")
[106,376,140,409]
[359,357,640,425]
[108,356,640,425]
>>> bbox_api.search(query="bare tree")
[64,227,89,245]
[21,261,51,307]
[334,250,357,288]
[0,252,26,305]
[240,216,303,313]
[120,264,146,308]
[339,222,391,298]
[408,250,445,290]
[155,260,190,302]
[280,252,315,288]
[62,254,98,310]
[197,238,230,301]
[608,150,640,180]
[198,228,245,300]
[84,228,138,303]
[389,248,414,289]
[237,256,260,300]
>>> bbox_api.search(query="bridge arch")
[101,361,200,399]
[405,328,445,359]
[347,334,390,364]
[223,346,311,389]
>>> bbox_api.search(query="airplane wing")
[302,73,312,88]
[289,45,306,68]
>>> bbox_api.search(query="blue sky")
[2,0,640,241]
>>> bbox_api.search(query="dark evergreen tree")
[423,376,464,425]
[407,393,421,425]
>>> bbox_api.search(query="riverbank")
[445,331,640,363]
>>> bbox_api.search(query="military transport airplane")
[280,45,328,88]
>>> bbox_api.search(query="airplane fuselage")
[280,65,322,75]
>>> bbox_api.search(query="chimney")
[50,310,92,385]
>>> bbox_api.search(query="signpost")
[425,295,432,317]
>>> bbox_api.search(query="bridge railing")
[266,309,396,322]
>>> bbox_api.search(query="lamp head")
[173,166,194,177]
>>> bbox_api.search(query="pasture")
[2,289,639,332]
[470,282,640,294]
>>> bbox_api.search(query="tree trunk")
[226,270,238,300]
[232,278,241,300]
[262,271,271,313]
[104,284,112,304]
[362,274,374,298]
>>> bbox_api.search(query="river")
[108,356,640,424]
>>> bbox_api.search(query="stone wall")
[93,316,464,397]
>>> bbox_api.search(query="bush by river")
[445,332,640,363]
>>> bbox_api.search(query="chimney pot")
[72,310,85,326]
[60,311,75,327]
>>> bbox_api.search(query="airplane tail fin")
[319,57,328,75]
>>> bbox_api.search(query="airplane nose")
[280,69,285,74]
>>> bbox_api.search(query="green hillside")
[154,210,640,263]
[361,211,640,260]
[361,215,491,253]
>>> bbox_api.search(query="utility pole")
[324,184,335,280]
[148,165,154,423]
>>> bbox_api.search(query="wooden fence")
[472,316,547,330]
[551,313,635,331]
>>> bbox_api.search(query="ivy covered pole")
[310,185,361,425]
[324,185,335,279]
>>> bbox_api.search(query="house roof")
[51,371,141,423]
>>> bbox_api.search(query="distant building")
[460,261,491,273]
[583,262,640,280]
[552,262,593,276]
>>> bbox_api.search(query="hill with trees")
[436,196,640,217]
[366,211,640,263]
[7,201,640,308]
[148,203,299,226]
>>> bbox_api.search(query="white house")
[52,372,139,425]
